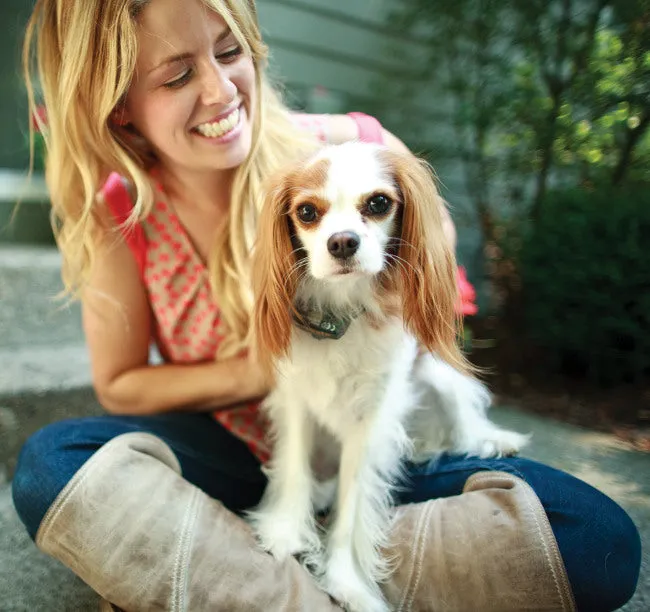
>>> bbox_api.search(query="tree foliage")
[391,0,650,233]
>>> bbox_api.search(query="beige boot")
[382,471,576,611]
[36,432,341,612]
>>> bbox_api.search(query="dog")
[247,142,529,612]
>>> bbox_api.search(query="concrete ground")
[1,245,648,611]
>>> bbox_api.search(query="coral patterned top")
[102,112,385,463]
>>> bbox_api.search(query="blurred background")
[1,0,649,610]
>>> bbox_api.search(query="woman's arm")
[81,207,269,416]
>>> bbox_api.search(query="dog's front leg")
[247,393,321,562]
[321,403,410,612]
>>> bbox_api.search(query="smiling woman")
[11,0,642,611]
[123,1,256,174]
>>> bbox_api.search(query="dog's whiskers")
[385,253,425,285]
[287,259,308,283]
[389,236,419,255]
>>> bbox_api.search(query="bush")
[520,184,650,386]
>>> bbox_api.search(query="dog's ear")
[252,171,299,371]
[382,150,469,373]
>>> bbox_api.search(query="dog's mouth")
[334,264,355,275]
[331,259,363,277]
[307,262,364,283]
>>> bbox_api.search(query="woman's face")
[123,0,257,175]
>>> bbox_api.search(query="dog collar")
[292,306,365,340]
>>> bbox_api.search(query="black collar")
[292,305,365,340]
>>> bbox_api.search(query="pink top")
[102,112,385,462]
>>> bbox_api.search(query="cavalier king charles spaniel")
[247,142,529,612]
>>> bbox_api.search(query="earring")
[111,106,130,127]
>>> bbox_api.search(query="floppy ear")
[252,172,298,371]
[383,150,469,373]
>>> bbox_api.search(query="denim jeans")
[12,411,641,612]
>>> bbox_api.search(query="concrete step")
[0,246,85,351]
[0,344,90,396]
[0,246,92,396]
[0,246,95,485]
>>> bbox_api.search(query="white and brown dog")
[248,142,528,612]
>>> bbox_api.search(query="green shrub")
[520,184,650,386]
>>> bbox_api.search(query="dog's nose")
[327,231,360,259]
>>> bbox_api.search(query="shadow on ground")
[1,387,102,484]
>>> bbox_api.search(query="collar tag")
[293,309,357,340]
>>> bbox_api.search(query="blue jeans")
[13,412,641,612]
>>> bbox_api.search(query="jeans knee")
[563,485,641,611]
[12,420,81,540]
[593,500,641,611]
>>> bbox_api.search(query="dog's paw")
[248,509,321,561]
[298,545,327,578]
[456,427,531,459]
[320,554,389,612]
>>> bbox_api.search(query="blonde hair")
[23,0,318,359]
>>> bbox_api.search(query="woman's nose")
[199,62,236,106]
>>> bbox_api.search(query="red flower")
[457,266,478,316]
[31,105,47,133]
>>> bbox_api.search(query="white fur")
[248,142,529,612]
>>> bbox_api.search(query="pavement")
[0,244,648,611]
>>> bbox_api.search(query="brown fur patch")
[295,157,331,192]
[285,157,331,231]
[252,156,333,366]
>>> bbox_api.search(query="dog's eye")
[365,194,392,216]
[297,203,318,223]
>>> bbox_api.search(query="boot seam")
[398,500,436,612]
[468,471,577,612]
[171,488,202,612]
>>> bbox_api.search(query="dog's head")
[252,142,464,369]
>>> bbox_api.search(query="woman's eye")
[217,45,243,63]
[365,194,392,215]
[163,69,192,89]
[297,203,318,223]
[161,45,241,89]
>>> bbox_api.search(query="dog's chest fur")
[271,316,418,436]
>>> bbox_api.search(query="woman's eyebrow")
[148,27,233,74]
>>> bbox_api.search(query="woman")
[13,0,640,610]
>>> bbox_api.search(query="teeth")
[196,108,239,138]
